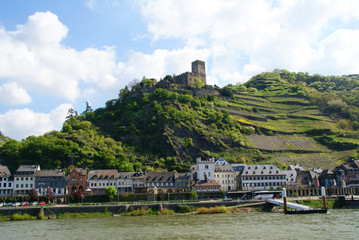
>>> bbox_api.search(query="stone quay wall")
[0,201,249,216]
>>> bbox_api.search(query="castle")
[173,60,206,86]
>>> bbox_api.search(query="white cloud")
[0,11,120,102]
[139,0,359,83]
[0,82,32,105]
[117,47,210,83]
[308,29,359,74]
[0,103,72,140]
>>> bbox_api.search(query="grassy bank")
[297,199,341,209]
[56,212,113,219]
[123,207,175,216]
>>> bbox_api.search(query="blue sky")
[0,0,359,140]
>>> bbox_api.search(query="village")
[1,157,359,204]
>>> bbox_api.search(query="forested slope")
[1,71,359,172]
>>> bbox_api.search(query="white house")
[240,164,286,191]
[0,165,13,196]
[282,169,297,188]
[196,157,215,181]
[14,165,40,195]
[88,169,119,195]
[117,172,133,193]
[214,158,236,191]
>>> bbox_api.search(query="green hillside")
[1,71,359,172]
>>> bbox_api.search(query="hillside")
[1,71,359,172]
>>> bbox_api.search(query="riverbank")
[0,198,343,221]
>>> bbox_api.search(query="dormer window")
[255,167,258,170]
[261,171,264,174]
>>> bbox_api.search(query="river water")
[1,209,358,240]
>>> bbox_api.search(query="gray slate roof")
[35,170,65,177]
[0,165,10,177]
[242,164,284,176]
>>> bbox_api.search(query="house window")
[205,165,209,169]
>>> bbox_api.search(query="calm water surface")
[1,209,358,240]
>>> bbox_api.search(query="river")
[1,209,358,240]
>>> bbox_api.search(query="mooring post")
[321,187,327,210]
[282,187,287,214]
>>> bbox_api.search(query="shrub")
[177,204,196,213]
[197,206,227,214]
[158,208,174,215]
[11,213,36,221]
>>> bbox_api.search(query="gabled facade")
[145,172,175,194]
[297,170,320,188]
[117,172,133,193]
[69,168,87,194]
[174,173,189,192]
[132,172,146,193]
[214,164,235,191]
[0,165,13,196]
[88,169,119,195]
[282,169,297,188]
[333,160,359,187]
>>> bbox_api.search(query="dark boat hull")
[285,209,327,214]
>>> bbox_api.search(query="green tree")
[192,77,205,88]
[105,186,117,202]
[190,190,198,200]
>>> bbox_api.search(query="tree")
[82,101,93,115]
[190,190,198,200]
[219,86,234,97]
[29,188,38,202]
[66,108,78,119]
[105,186,117,202]
[72,190,85,203]
[46,187,55,204]
[192,77,205,88]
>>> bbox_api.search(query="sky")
[0,0,359,140]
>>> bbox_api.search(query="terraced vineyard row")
[246,135,329,152]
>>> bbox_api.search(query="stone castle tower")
[192,60,206,85]
[174,60,206,86]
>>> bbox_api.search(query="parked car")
[37,201,46,206]
[0,203,3,207]
[15,202,21,207]
[30,201,38,206]
[5,202,15,207]
[20,202,29,206]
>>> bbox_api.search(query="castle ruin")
[174,60,206,86]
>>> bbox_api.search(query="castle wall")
[173,60,206,86]
[174,72,193,86]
